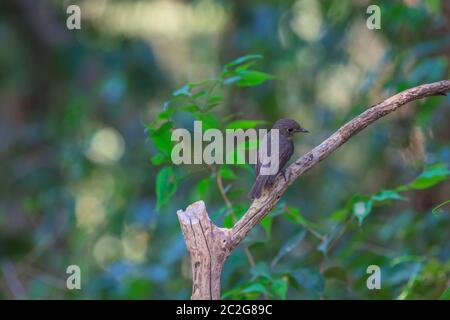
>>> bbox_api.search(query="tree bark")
[177,80,450,300]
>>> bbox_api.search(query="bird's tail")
[248,175,269,199]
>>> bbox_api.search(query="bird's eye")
[288,128,293,132]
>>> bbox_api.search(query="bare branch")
[178,80,450,299]
[229,80,450,248]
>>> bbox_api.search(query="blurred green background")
[0,0,449,299]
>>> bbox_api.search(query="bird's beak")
[297,128,309,133]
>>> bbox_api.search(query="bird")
[249,118,308,199]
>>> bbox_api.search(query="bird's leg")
[279,169,288,182]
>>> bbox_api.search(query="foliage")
[147,54,450,300]
[0,0,449,300]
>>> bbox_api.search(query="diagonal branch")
[228,80,450,249]
[178,80,450,299]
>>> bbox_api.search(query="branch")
[177,80,450,299]
[229,80,450,249]
[177,201,230,300]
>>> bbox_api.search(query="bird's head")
[273,118,308,137]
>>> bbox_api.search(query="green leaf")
[226,119,267,130]
[235,70,274,87]
[250,262,272,280]
[219,166,237,180]
[271,277,288,299]
[372,190,407,204]
[241,282,267,295]
[222,213,234,228]
[172,85,191,97]
[290,268,325,294]
[156,166,179,210]
[223,76,241,85]
[440,287,450,300]
[224,54,263,69]
[180,104,201,113]
[330,208,349,222]
[284,207,322,235]
[271,230,307,267]
[222,204,246,228]
[235,62,257,72]
[151,153,166,166]
[350,195,372,225]
[225,146,246,165]
[408,164,450,190]
[158,102,174,120]
[188,79,214,88]
[196,112,220,130]
[147,122,173,156]
[390,255,426,267]
[195,178,211,200]
[192,90,207,99]
[237,138,259,150]
[260,215,273,239]
[205,96,224,111]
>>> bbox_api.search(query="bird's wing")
[258,131,284,177]
[278,139,294,170]
[256,131,269,176]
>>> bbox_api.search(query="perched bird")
[249,119,308,199]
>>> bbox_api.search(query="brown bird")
[249,119,308,199]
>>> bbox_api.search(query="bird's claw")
[280,169,288,182]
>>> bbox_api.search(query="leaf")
[226,119,267,130]
[389,255,426,267]
[180,104,201,113]
[195,178,211,199]
[222,204,246,228]
[408,164,450,190]
[250,262,272,280]
[224,54,263,69]
[158,102,174,120]
[290,268,325,294]
[260,215,273,239]
[219,166,237,180]
[440,287,450,300]
[156,166,178,210]
[192,90,207,99]
[151,153,166,166]
[350,195,372,225]
[223,76,242,85]
[241,282,267,295]
[172,85,191,97]
[284,207,322,235]
[235,62,258,72]
[330,208,349,222]
[237,138,259,150]
[196,112,220,130]
[225,146,246,165]
[271,230,307,267]
[187,79,214,88]
[271,277,288,299]
[147,122,173,156]
[372,190,407,204]
[205,96,224,111]
[222,214,234,228]
[235,70,274,87]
